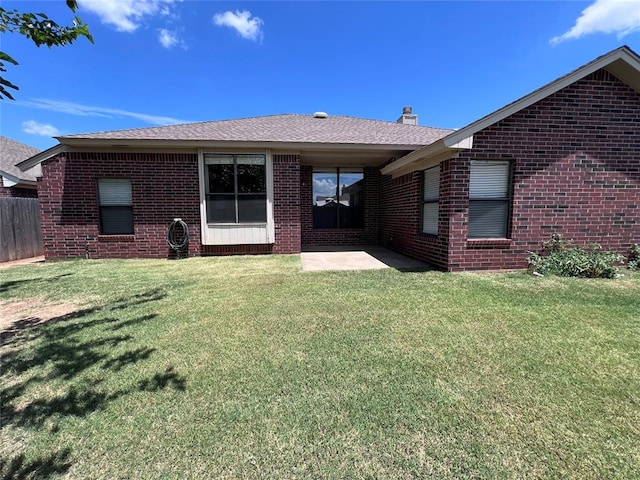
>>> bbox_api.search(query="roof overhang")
[0,170,37,188]
[18,139,422,171]
[17,144,66,171]
[382,45,640,178]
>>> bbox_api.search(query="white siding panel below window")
[206,224,270,245]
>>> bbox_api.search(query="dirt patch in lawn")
[0,298,82,331]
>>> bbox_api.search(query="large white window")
[97,178,133,235]
[422,165,439,235]
[468,160,511,238]
[205,154,267,224]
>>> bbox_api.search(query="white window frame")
[422,165,439,235]
[198,149,274,245]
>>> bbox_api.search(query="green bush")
[527,234,623,278]
[628,244,640,271]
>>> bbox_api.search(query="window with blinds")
[468,160,511,238]
[422,165,439,235]
[98,178,134,235]
[205,154,267,223]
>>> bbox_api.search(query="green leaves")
[0,51,19,100]
[0,2,93,100]
[527,234,624,278]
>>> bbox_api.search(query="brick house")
[19,46,640,270]
[0,136,40,198]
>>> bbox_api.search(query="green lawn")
[1,256,639,479]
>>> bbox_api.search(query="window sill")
[419,232,439,240]
[467,238,512,248]
[98,234,135,242]
[207,222,267,226]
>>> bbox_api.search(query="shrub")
[527,234,624,278]
[628,244,640,271]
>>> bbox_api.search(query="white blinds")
[470,161,510,198]
[98,179,132,206]
[423,166,439,201]
[422,166,439,235]
[468,161,510,238]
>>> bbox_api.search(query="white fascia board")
[1,171,37,188]
[380,139,446,176]
[383,150,461,178]
[17,144,66,171]
[444,136,473,149]
[442,46,640,148]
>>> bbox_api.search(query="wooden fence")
[0,197,43,263]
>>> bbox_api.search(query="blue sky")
[2,0,640,150]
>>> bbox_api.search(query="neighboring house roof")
[59,114,452,147]
[382,45,640,177]
[0,136,41,188]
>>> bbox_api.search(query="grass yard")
[1,256,639,479]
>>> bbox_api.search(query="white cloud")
[158,28,177,48]
[22,120,62,137]
[551,0,640,44]
[313,177,337,199]
[213,10,264,41]
[18,99,189,126]
[158,28,185,49]
[78,0,177,32]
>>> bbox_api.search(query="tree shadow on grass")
[0,288,188,476]
[0,448,72,480]
[0,273,74,294]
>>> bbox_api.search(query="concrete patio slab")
[300,246,429,272]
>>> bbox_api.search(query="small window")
[422,165,439,235]
[468,160,511,238]
[205,154,267,223]
[98,178,134,235]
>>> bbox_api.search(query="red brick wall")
[39,151,305,259]
[301,166,380,246]
[378,163,452,270]
[381,68,640,271]
[39,152,202,259]
[272,154,301,253]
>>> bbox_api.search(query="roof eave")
[380,136,474,177]
[442,45,640,148]
[1,170,38,188]
[56,137,427,150]
[17,144,67,171]
[16,138,427,170]
[382,45,640,177]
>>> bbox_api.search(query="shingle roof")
[0,136,40,182]
[62,114,453,146]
